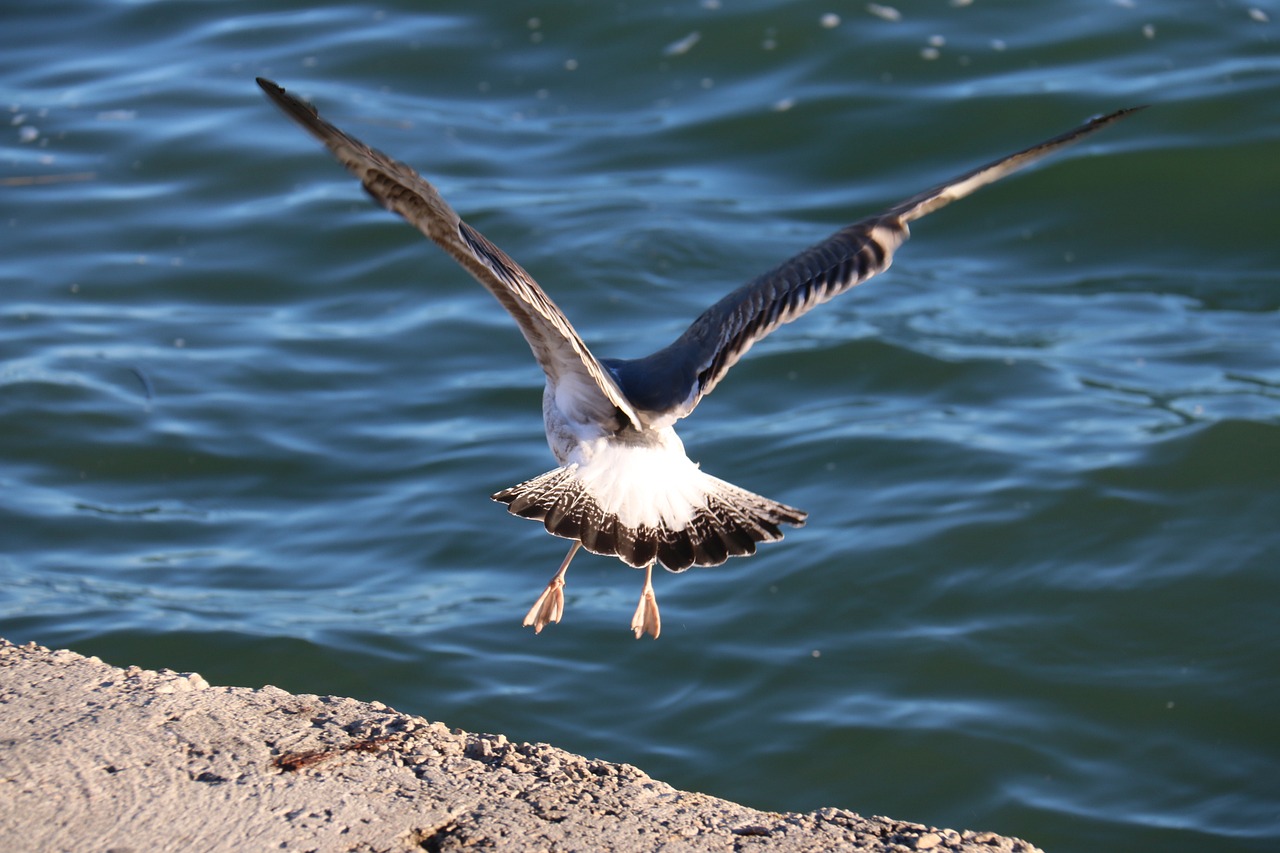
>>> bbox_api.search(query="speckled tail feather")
[493,468,807,571]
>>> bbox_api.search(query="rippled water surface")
[3,2,1278,850]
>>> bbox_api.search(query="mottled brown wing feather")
[257,78,641,430]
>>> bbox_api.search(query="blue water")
[3,2,1279,850]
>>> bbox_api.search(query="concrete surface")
[0,638,1043,852]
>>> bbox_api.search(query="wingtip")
[1088,104,1149,127]
[255,77,323,127]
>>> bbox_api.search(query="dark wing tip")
[256,77,291,105]
[1094,104,1148,122]
[1047,104,1148,155]
[255,78,328,130]
[1082,105,1148,135]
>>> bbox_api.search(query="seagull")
[257,78,1139,639]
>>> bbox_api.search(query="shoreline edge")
[0,638,1042,852]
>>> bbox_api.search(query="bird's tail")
[493,466,807,572]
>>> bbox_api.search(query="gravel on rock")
[0,638,1044,852]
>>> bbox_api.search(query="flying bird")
[257,77,1139,639]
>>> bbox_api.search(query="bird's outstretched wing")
[257,78,642,431]
[607,107,1143,421]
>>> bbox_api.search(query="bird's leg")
[523,541,580,634]
[630,561,661,640]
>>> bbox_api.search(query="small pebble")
[915,832,943,849]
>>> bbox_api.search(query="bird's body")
[257,78,1139,638]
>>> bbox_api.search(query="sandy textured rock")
[0,638,1042,852]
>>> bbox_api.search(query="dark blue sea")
[3,2,1278,850]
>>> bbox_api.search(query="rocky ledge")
[0,638,1042,852]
